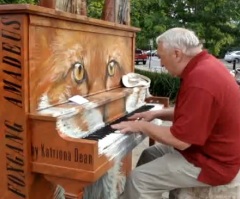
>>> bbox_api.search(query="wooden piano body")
[0,3,148,199]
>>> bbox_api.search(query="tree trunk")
[38,0,56,9]
[39,0,87,15]
[102,0,115,22]
[117,0,130,25]
[80,0,87,16]
[126,0,131,25]
[102,0,130,25]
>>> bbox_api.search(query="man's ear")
[174,49,183,63]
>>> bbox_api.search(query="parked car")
[135,49,148,65]
[145,49,157,57]
[224,51,240,63]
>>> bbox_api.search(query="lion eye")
[107,60,119,76]
[72,62,85,83]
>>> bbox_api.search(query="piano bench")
[145,96,170,146]
[169,184,240,199]
[168,159,240,198]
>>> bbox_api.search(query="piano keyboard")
[84,104,155,141]
[83,104,163,156]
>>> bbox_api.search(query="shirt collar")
[181,50,209,79]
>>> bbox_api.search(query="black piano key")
[85,136,99,141]
[84,105,154,141]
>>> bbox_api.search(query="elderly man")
[112,27,240,199]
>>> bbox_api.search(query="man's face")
[157,42,182,76]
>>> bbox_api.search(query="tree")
[87,0,104,19]
[166,0,240,56]
[130,0,240,56]
[1,0,239,56]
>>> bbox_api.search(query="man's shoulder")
[186,58,229,86]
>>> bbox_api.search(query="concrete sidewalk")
[132,136,149,167]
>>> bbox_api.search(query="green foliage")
[87,0,104,19]
[131,0,240,56]
[135,69,180,102]
[1,0,240,56]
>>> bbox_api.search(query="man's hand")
[128,111,155,122]
[111,121,147,134]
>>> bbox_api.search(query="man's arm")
[128,107,175,122]
[152,107,174,121]
[142,122,190,150]
[112,120,190,150]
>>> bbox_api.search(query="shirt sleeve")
[170,87,219,145]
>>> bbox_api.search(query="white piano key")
[98,131,124,153]
[98,103,164,157]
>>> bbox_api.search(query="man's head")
[156,27,203,76]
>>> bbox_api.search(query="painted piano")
[0,2,164,199]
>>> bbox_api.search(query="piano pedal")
[53,185,65,199]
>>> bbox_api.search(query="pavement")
[132,121,172,168]
[132,136,149,167]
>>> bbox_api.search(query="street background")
[135,56,239,73]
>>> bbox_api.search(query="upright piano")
[0,3,163,199]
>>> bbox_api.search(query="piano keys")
[84,104,160,155]
[0,3,164,199]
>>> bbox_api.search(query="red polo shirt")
[170,50,240,185]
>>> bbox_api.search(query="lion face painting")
[29,28,132,112]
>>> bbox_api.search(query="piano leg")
[44,176,89,199]
[30,174,58,199]
[121,152,132,176]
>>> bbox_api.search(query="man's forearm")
[142,123,190,150]
[152,107,174,121]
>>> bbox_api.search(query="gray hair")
[156,28,203,56]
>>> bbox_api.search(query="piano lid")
[0,4,140,32]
